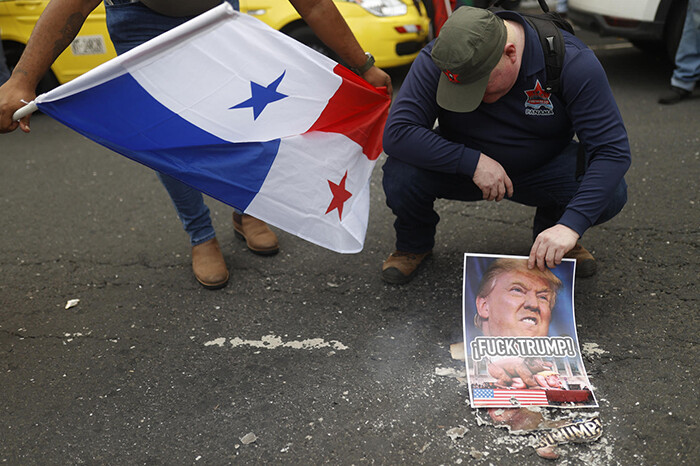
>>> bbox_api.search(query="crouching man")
[380,7,630,284]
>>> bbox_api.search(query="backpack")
[489,1,587,176]
[490,0,574,94]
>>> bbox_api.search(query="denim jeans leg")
[0,38,10,85]
[671,0,700,91]
[157,172,216,246]
[105,2,216,245]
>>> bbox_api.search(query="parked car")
[0,0,429,92]
[568,0,688,61]
[240,0,429,68]
[0,1,115,91]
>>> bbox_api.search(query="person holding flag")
[0,0,392,290]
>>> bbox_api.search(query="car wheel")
[286,27,342,65]
[664,0,688,62]
[3,41,59,93]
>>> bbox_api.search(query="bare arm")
[0,0,102,133]
[289,0,392,94]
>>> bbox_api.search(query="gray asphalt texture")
[1,24,698,466]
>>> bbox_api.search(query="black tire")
[3,41,59,93]
[286,27,342,65]
[664,0,688,62]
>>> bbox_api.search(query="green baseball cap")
[431,7,507,112]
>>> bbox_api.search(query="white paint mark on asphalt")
[204,334,349,350]
[582,342,609,357]
[204,337,226,347]
[588,42,635,51]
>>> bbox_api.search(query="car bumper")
[569,7,665,42]
[332,5,429,68]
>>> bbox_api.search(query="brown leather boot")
[381,250,432,284]
[191,238,229,289]
[565,243,597,278]
[233,213,279,255]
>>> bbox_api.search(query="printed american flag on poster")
[472,388,549,407]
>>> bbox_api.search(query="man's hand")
[361,66,393,97]
[528,224,579,271]
[472,153,513,201]
[0,79,35,133]
[487,357,551,388]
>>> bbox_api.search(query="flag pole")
[13,101,38,121]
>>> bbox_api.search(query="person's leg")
[106,2,216,243]
[672,0,700,90]
[105,2,227,287]
[511,141,627,276]
[156,173,215,246]
[0,37,10,85]
[383,156,483,253]
[660,0,700,103]
[381,156,482,283]
[556,0,568,16]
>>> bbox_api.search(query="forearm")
[11,0,101,89]
[561,52,631,236]
[383,51,479,174]
[289,0,368,69]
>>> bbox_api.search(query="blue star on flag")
[230,71,288,120]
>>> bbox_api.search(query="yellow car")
[0,0,428,91]
[240,0,429,68]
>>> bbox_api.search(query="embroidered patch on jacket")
[524,80,554,116]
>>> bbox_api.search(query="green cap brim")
[436,71,491,113]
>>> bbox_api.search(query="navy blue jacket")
[383,11,631,237]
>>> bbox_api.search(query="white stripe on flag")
[245,132,374,253]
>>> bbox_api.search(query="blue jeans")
[105,0,238,245]
[672,0,700,91]
[0,37,11,85]
[382,142,627,253]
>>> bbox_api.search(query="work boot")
[381,250,432,284]
[565,243,596,278]
[233,212,279,255]
[658,86,692,105]
[192,238,229,289]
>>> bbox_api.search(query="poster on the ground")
[462,253,597,408]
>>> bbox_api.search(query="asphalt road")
[1,21,698,466]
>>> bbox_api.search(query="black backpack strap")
[576,142,587,179]
[522,13,571,95]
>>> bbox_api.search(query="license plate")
[71,36,107,56]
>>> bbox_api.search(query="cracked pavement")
[1,28,698,465]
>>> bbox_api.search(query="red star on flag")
[326,171,352,220]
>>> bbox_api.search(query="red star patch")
[443,70,460,83]
[524,80,551,105]
[326,171,352,220]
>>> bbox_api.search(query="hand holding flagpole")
[13,101,37,121]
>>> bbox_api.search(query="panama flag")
[25,3,390,253]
